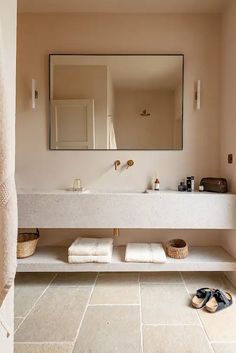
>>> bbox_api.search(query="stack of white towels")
[68,237,166,264]
[68,237,113,263]
[125,243,166,263]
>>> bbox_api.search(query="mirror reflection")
[49,54,183,150]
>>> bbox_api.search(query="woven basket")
[17,229,40,259]
[166,239,188,259]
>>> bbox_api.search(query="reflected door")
[50,99,95,149]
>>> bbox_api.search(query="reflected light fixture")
[140,109,151,118]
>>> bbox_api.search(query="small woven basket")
[166,239,188,259]
[17,229,40,259]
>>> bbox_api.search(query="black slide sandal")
[206,289,233,313]
[192,288,214,309]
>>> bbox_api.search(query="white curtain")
[108,116,117,149]
[0,28,17,335]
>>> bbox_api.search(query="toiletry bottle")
[191,176,195,192]
[186,177,192,192]
[178,181,186,192]
[154,178,160,191]
[199,185,204,192]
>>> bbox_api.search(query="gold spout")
[114,160,121,170]
[113,228,120,237]
[126,160,134,169]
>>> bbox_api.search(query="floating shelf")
[17,246,236,272]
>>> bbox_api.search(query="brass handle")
[114,160,121,170]
[126,160,134,169]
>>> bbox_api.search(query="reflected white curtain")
[108,116,117,149]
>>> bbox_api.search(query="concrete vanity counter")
[17,189,236,229]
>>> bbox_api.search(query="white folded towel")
[68,254,112,264]
[68,237,113,256]
[125,243,166,263]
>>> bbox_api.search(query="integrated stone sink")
[86,189,147,194]
[17,189,236,229]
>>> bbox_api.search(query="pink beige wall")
[16,13,222,247]
[220,0,236,285]
[220,0,236,192]
[16,13,221,192]
[115,89,175,149]
[0,0,17,352]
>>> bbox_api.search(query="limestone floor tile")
[182,272,230,295]
[51,273,97,287]
[15,287,90,342]
[212,343,236,353]
[14,318,24,332]
[73,305,142,353]
[198,288,236,342]
[90,273,139,304]
[14,273,56,317]
[141,284,199,324]
[143,325,212,353]
[140,272,183,284]
[14,343,73,353]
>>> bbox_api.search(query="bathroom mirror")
[49,54,184,150]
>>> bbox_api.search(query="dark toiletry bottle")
[178,181,186,192]
[191,176,195,192]
[154,178,160,191]
[187,177,192,192]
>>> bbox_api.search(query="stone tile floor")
[14,272,236,353]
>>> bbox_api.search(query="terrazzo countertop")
[17,189,236,229]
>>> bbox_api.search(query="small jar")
[199,185,204,192]
[73,178,81,190]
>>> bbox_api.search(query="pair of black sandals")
[192,288,233,313]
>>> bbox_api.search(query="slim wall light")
[195,80,201,111]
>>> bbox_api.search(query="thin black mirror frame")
[49,53,184,151]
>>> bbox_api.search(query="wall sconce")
[195,80,201,110]
[32,79,38,109]
[140,109,151,117]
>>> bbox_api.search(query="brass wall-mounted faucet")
[113,228,120,237]
[114,160,121,170]
[126,160,134,169]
